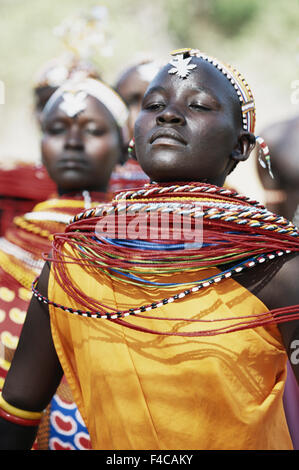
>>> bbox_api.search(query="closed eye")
[144,102,165,111]
[85,123,107,136]
[47,124,66,135]
[189,103,211,111]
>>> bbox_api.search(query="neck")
[57,185,107,197]
[152,177,227,188]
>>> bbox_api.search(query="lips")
[57,156,88,168]
[150,128,187,146]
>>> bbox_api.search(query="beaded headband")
[168,49,273,178]
[42,77,129,129]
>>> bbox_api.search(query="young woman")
[0,49,298,450]
[0,76,129,449]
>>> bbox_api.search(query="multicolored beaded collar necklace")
[32,182,299,336]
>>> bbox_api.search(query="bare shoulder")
[231,253,299,311]
[256,253,299,310]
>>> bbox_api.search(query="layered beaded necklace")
[0,192,105,290]
[33,182,299,336]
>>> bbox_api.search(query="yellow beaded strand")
[0,393,43,420]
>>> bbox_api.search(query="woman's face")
[134,58,245,186]
[41,95,121,192]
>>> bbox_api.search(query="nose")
[64,124,84,150]
[156,105,186,126]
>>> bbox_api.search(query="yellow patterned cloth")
[48,253,293,450]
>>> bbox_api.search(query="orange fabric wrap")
[48,250,292,450]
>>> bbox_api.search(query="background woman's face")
[116,68,151,142]
[41,95,121,192]
[134,58,241,186]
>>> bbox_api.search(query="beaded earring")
[128,138,136,158]
[256,136,274,179]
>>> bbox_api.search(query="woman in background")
[0,76,129,449]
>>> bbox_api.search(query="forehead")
[43,94,116,125]
[146,57,239,106]
[117,68,150,95]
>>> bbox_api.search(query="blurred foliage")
[0,0,297,86]
[208,0,260,36]
[161,0,201,45]
[163,0,261,43]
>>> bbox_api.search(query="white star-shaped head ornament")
[43,78,129,129]
[59,89,88,118]
[168,48,197,79]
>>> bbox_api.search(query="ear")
[116,126,131,166]
[231,131,256,163]
[121,125,130,148]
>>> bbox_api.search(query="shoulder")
[253,253,299,310]
[231,252,299,311]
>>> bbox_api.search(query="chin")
[57,178,88,192]
[140,152,188,182]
